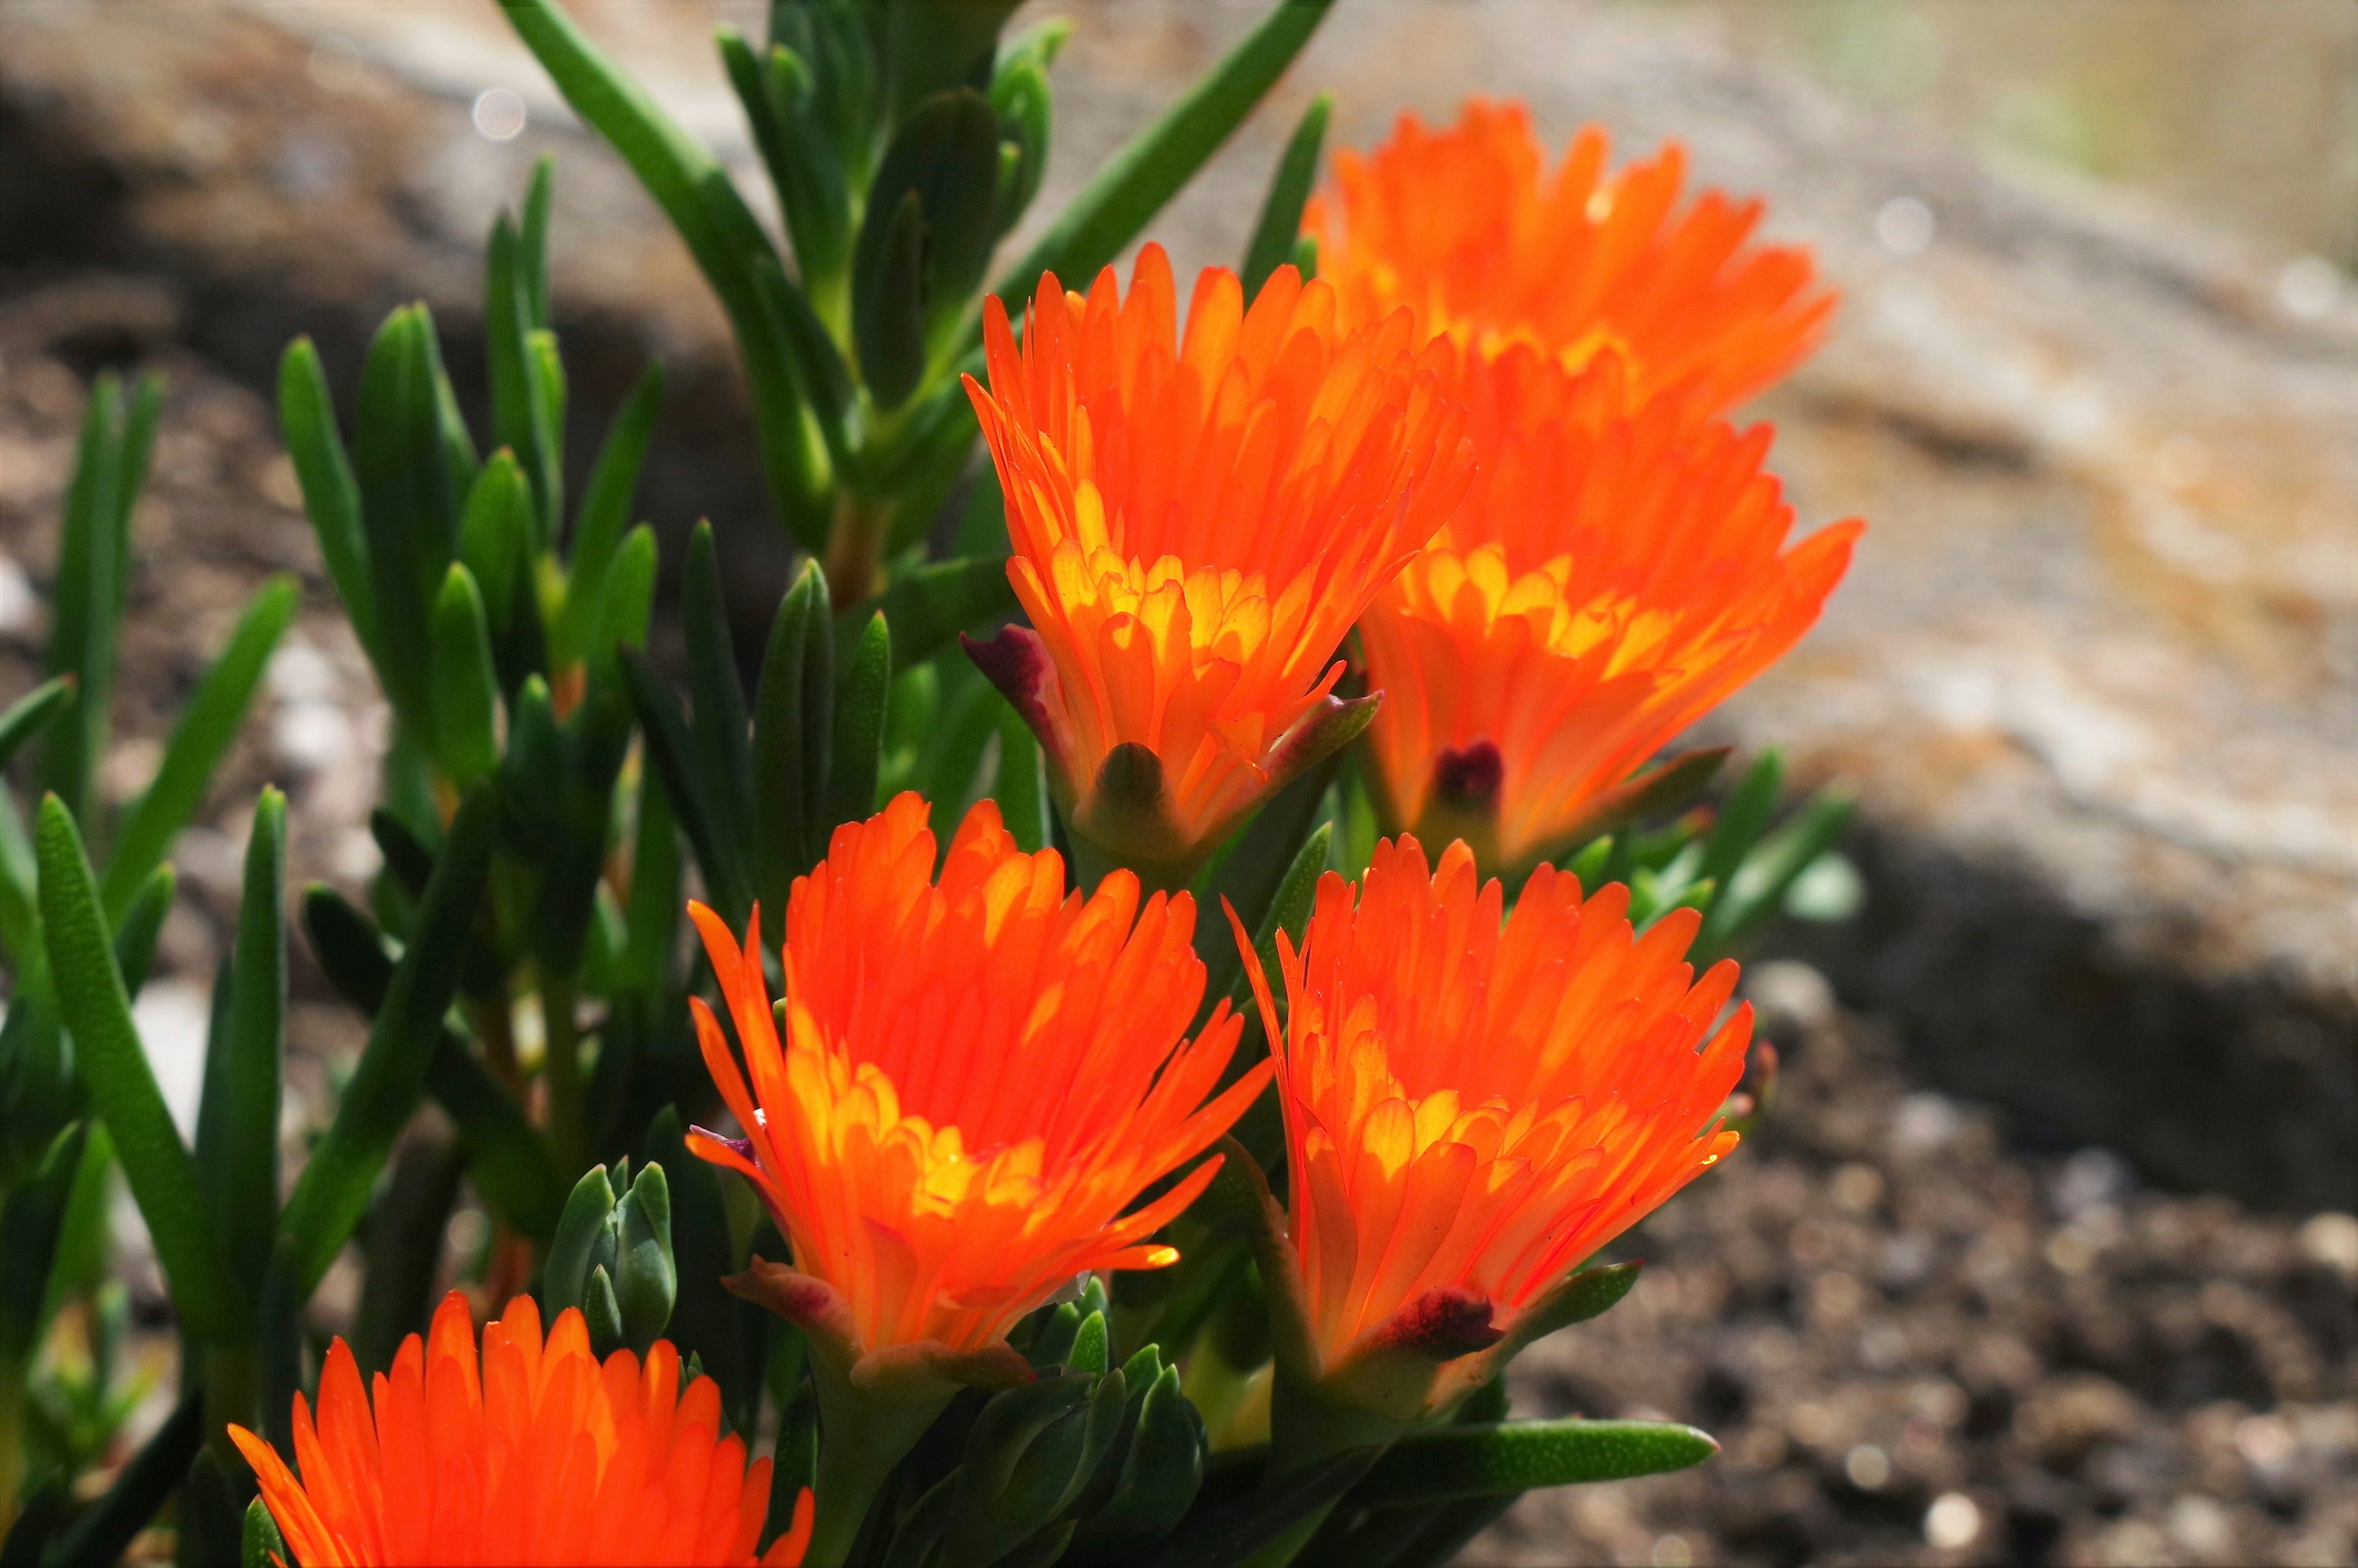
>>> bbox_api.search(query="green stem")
[821,491,893,610]
[201,1341,259,1463]
[801,1347,952,1568]
[1066,829,1199,899]
[1241,1371,1417,1567]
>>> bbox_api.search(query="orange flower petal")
[235,1293,807,1566]
[1243,837,1751,1368]
[965,244,1474,870]
[1358,345,1862,873]
[690,793,1266,1358]
[1309,98,1834,411]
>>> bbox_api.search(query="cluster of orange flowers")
[238,100,1856,1565]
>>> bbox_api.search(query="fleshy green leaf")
[37,1381,204,1568]
[354,305,462,741]
[275,783,497,1298]
[36,796,246,1341]
[825,611,890,834]
[44,372,160,821]
[989,0,1336,308]
[753,561,831,931]
[279,338,378,667]
[300,884,564,1241]
[99,575,296,920]
[847,555,1014,670]
[1696,786,1855,960]
[682,521,755,877]
[216,790,287,1285]
[500,0,831,548]
[1241,93,1330,301]
[1353,1418,1719,1505]
[430,564,503,785]
[854,87,1001,403]
[456,450,535,660]
[1137,1446,1378,1568]
[1204,759,1336,1007]
[994,693,1050,856]
[241,1497,287,1568]
[1225,820,1331,1015]
[545,1162,618,1315]
[488,213,562,545]
[616,768,682,1001]
[559,360,663,663]
[0,676,74,781]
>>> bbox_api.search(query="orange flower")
[229,1292,811,1567]
[962,243,1473,883]
[1237,836,1750,1422]
[1309,98,1833,411]
[1356,347,1861,874]
[687,793,1266,1364]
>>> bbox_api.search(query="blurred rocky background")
[0,1,2351,1564]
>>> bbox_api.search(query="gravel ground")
[1477,963,2357,1568]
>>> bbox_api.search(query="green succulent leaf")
[1242,93,1331,301]
[559,360,663,668]
[826,611,891,834]
[1695,786,1856,960]
[36,797,246,1341]
[431,564,504,786]
[545,1162,619,1316]
[847,554,1014,669]
[753,559,833,927]
[488,214,562,546]
[354,305,464,743]
[37,1382,204,1568]
[299,885,564,1241]
[279,338,378,667]
[100,574,297,920]
[1352,1418,1719,1506]
[275,783,497,1299]
[241,1497,287,1568]
[989,0,1336,311]
[212,790,287,1286]
[1137,1445,1379,1568]
[613,1160,677,1354]
[44,371,161,823]
[994,693,1051,855]
[500,0,831,548]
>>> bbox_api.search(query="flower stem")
[822,492,893,609]
[801,1347,952,1568]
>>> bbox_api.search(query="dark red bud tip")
[1369,1285,1504,1362]
[961,625,1061,740]
[688,1126,755,1164]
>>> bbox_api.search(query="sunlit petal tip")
[236,1292,804,1566]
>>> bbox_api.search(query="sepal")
[722,1257,1033,1402]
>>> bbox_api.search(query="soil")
[1479,963,2357,1567]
